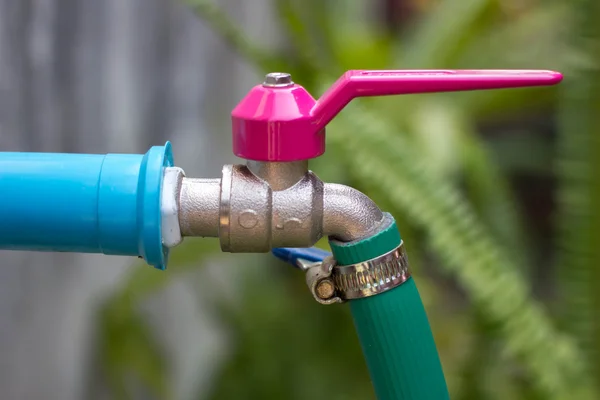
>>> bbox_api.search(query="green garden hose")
[330,216,450,400]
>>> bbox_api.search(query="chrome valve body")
[173,160,386,253]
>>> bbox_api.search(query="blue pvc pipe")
[0,142,174,270]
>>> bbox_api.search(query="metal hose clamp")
[300,242,411,304]
[331,242,411,300]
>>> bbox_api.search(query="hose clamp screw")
[315,279,335,300]
[298,256,343,305]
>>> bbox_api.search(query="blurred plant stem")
[556,0,600,390]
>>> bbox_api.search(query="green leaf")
[459,126,532,269]
[330,31,393,71]
[273,0,340,75]
[454,4,578,118]
[400,0,496,68]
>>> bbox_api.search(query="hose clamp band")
[331,241,411,300]
[300,242,411,304]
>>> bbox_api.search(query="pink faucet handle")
[312,69,563,129]
[231,70,563,162]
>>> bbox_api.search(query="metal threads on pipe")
[178,178,221,237]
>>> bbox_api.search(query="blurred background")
[0,0,598,399]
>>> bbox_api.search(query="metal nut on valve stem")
[262,72,294,87]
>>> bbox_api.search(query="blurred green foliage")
[96,0,600,399]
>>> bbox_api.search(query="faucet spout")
[323,183,384,242]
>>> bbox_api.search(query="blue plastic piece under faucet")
[272,247,331,268]
[0,142,174,270]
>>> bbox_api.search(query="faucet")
[0,69,563,400]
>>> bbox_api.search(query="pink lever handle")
[231,69,563,162]
[312,69,563,130]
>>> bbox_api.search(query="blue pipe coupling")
[0,142,175,269]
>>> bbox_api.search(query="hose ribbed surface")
[330,215,449,400]
[350,279,449,400]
